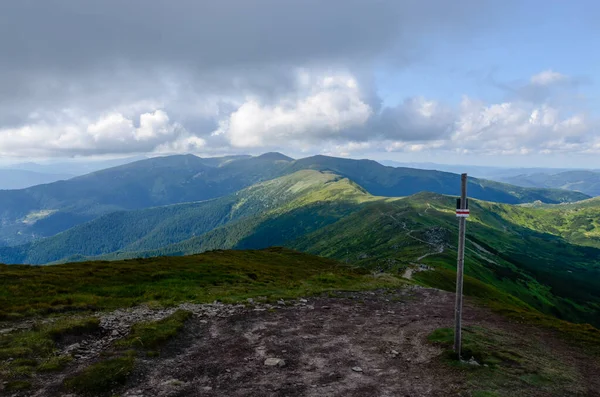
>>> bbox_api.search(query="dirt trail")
[13,287,600,397]
[380,210,445,279]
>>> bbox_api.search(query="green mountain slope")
[289,195,600,326]
[0,153,587,247]
[0,170,373,264]
[473,197,600,249]
[108,192,600,327]
[289,155,589,204]
[0,153,292,246]
[501,170,600,196]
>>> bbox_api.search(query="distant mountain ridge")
[0,152,589,246]
[500,170,600,197]
[0,169,75,190]
[3,156,148,175]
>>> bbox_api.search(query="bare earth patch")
[7,287,600,397]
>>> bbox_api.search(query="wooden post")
[454,173,467,358]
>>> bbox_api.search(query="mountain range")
[0,159,599,328]
[0,153,599,329]
[0,153,588,247]
[380,160,600,197]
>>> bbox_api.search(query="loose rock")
[264,358,286,367]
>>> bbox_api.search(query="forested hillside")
[0,153,588,247]
[0,171,373,264]
[0,153,292,246]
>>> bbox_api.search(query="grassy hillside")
[290,194,600,326]
[289,155,589,204]
[0,154,292,246]
[475,197,600,249]
[121,192,600,326]
[0,171,374,264]
[0,247,403,319]
[63,189,600,328]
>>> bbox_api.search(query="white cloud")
[450,97,594,154]
[530,70,567,86]
[154,135,206,154]
[376,97,455,141]
[323,141,373,157]
[377,70,599,156]
[0,109,187,157]
[215,72,373,148]
[1,69,598,159]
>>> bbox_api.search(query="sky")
[1,0,599,167]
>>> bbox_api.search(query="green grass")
[116,310,192,350]
[41,317,100,340]
[412,268,532,309]
[64,354,135,395]
[487,302,600,354]
[429,326,585,396]
[416,268,600,353]
[0,248,405,320]
[64,311,193,395]
[289,195,600,328]
[0,316,100,383]
[5,380,32,391]
[38,354,73,372]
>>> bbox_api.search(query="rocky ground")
[4,287,600,397]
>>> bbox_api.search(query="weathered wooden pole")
[454,173,468,358]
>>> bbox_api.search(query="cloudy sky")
[1,0,599,167]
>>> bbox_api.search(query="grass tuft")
[116,310,192,350]
[38,354,73,372]
[0,316,99,384]
[429,326,584,395]
[5,380,32,391]
[64,354,135,395]
[41,317,101,341]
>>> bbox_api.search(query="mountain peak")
[255,152,293,161]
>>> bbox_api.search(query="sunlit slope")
[470,197,600,249]
[0,170,376,264]
[291,193,600,326]
[93,188,600,327]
